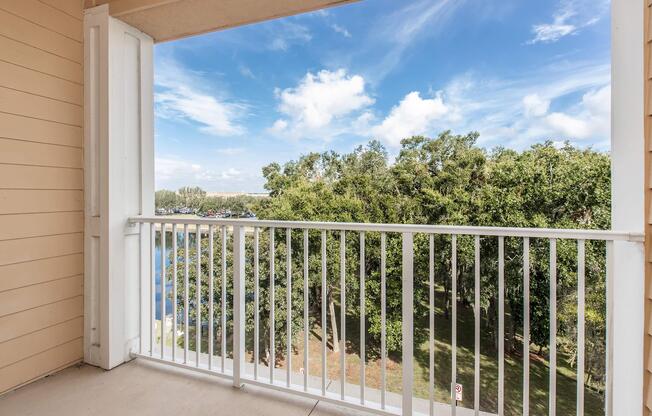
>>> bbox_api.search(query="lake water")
[154,232,196,320]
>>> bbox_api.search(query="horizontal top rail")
[129,216,644,242]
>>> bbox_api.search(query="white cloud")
[582,83,610,115]
[265,61,611,150]
[523,94,550,118]
[544,85,610,141]
[156,157,202,182]
[155,59,246,136]
[545,112,591,139]
[418,61,612,150]
[269,22,312,51]
[154,155,265,192]
[156,91,244,136]
[331,24,352,38]
[268,119,289,134]
[216,167,243,180]
[371,92,449,147]
[270,69,374,139]
[528,0,608,44]
[154,157,244,185]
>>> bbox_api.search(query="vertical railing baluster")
[254,227,260,380]
[172,224,178,362]
[140,221,144,355]
[380,232,387,409]
[160,223,166,360]
[605,240,614,416]
[523,237,530,416]
[401,232,414,416]
[429,234,435,416]
[577,239,585,416]
[452,234,458,415]
[131,221,622,416]
[208,225,214,370]
[549,238,557,416]
[221,226,227,372]
[321,230,327,396]
[270,227,275,384]
[195,224,201,367]
[474,235,480,416]
[184,224,189,363]
[150,223,156,357]
[340,230,346,399]
[303,229,309,391]
[233,225,245,387]
[286,228,292,387]
[360,231,365,404]
[498,236,505,416]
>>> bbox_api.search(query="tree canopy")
[168,131,611,393]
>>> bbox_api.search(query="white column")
[83,5,154,370]
[611,0,645,414]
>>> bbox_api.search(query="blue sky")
[154,0,611,192]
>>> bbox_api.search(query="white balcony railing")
[129,216,643,416]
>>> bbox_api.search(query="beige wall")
[0,0,84,394]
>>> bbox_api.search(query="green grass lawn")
[408,285,604,415]
[166,284,605,416]
[277,285,605,416]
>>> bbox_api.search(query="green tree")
[178,186,206,210]
[168,132,611,395]
[155,189,178,210]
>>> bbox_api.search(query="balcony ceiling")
[84,0,359,43]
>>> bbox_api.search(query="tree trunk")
[444,279,450,320]
[506,304,515,354]
[488,298,497,351]
[263,327,271,366]
[329,290,340,352]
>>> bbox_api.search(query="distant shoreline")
[206,191,268,198]
[155,190,269,198]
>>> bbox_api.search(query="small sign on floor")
[455,383,463,401]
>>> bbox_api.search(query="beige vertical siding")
[0,0,84,395]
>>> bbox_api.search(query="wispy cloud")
[331,24,351,38]
[269,21,312,51]
[528,0,608,44]
[156,157,242,181]
[529,12,576,44]
[364,0,465,82]
[156,156,257,190]
[155,58,247,136]
[238,65,255,79]
[425,60,611,149]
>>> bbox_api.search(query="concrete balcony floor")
[0,359,358,416]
